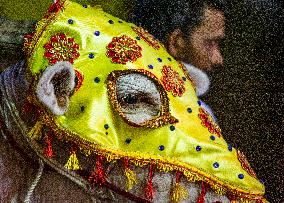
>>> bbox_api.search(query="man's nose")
[211,48,223,66]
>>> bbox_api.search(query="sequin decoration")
[132,26,161,50]
[198,108,222,137]
[43,33,80,65]
[106,35,142,64]
[237,150,258,178]
[161,65,185,97]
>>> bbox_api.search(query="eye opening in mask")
[107,69,178,128]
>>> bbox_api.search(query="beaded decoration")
[161,65,185,97]
[132,26,161,50]
[43,33,80,65]
[106,35,142,64]
[237,150,258,179]
[198,108,222,137]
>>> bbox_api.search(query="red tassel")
[176,171,182,183]
[88,155,106,186]
[44,132,54,158]
[197,182,207,203]
[145,163,155,201]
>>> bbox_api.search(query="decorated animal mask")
[20,0,266,202]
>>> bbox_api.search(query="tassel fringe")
[124,158,137,191]
[197,182,207,203]
[44,132,54,158]
[171,183,187,203]
[145,163,155,201]
[171,171,187,203]
[28,120,43,140]
[64,150,81,170]
[88,155,106,186]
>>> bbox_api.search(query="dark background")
[1,0,283,202]
[203,1,284,202]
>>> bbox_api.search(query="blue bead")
[182,76,187,81]
[104,124,109,130]
[80,106,85,112]
[238,174,244,179]
[94,77,100,83]
[83,4,87,8]
[68,19,73,24]
[94,31,100,36]
[260,179,265,184]
[108,20,114,24]
[213,162,219,168]
[170,125,175,131]
[136,36,140,40]
[148,64,153,69]
[89,53,94,59]
[197,100,202,106]
[125,138,131,144]
[228,144,233,151]
[210,135,216,141]
[159,145,165,151]
[196,146,202,151]
[187,108,192,113]
[157,58,162,62]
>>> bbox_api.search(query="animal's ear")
[36,61,76,115]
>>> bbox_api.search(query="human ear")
[36,61,76,115]
[167,29,187,59]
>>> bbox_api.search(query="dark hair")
[132,0,226,42]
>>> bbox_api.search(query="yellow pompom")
[64,152,81,170]
[171,183,187,203]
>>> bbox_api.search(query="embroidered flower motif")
[43,33,80,65]
[132,26,161,50]
[161,65,185,97]
[198,108,222,137]
[237,150,257,178]
[106,35,142,64]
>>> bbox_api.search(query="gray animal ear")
[36,61,76,115]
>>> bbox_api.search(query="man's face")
[183,7,225,71]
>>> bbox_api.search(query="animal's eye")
[116,73,162,124]
[107,70,178,128]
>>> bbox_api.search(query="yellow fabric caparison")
[24,0,266,201]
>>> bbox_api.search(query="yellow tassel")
[64,152,81,170]
[27,120,43,140]
[125,168,137,191]
[171,183,188,203]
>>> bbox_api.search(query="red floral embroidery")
[198,108,222,137]
[161,65,185,97]
[106,35,142,64]
[43,33,80,65]
[237,150,258,178]
[132,26,160,50]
